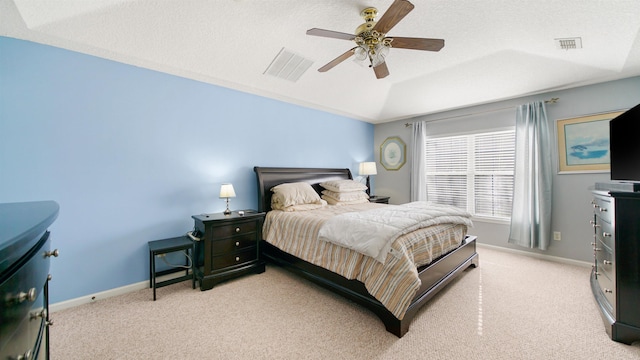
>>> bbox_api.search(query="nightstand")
[191,210,266,290]
[369,196,390,204]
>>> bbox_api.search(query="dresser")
[192,211,265,290]
[1,201,60,360]
[590,190,640,344]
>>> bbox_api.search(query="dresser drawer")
[211,234,256,254]
[211,221,257,239]
[596,241,615,283]
[597,218,615,249]
[0,233,50,352]
[212,248,257,270]
[0,291,46,360]
[596,269,616,311]
[592,194,613,223]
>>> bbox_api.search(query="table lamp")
[359,162,377,196]
[219,183,236,215]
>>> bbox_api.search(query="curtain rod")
[404,97,559,127]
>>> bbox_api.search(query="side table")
[369,195,390,204]
[148,235,195,300]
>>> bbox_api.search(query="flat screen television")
[610,102,640,182]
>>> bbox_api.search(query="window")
[425,129,515,221]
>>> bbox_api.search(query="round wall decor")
[380,136,406,170]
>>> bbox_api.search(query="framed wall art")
[380,136,406,171]
[556,111,624,174]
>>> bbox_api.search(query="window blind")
[425,129,515,220]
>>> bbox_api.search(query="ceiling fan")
[307,0,444,79]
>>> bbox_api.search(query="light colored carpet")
[50,247,640,359]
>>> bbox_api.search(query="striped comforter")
[262,202,469,320]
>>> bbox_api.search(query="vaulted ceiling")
[2,0,640,124]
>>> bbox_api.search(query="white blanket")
[317,201,473,263]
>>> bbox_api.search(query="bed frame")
[254,166,479,337]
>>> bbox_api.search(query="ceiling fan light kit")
[307,0,444,79]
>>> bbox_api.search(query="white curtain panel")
[508,101,553,250]
[410,121,428,201]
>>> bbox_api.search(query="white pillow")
[321,190,369,202]
[279,201,327,212]
[322,196,369,206]
[320,180,367,192]
[271,182,323,210]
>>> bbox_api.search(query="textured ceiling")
[2,0,640,124]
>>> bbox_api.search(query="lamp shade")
[359,162,378,176]
[219,183,236,198]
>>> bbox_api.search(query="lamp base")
[365,176,371,196]
[223,198,231,215]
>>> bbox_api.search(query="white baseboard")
[52,245,590,313]
[49,272,191,313]
[476,243,592,268]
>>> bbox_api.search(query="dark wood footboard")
[261,235,478,337]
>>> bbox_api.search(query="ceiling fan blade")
[388,37,444,51]
[306,28,355,41]
[373,0,415,35]
[318,47,357,72]
[373,62,390,79]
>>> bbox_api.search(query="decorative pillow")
[321,190,369,202]
[320,180,367,192]
[322,196,369,206]
[271,182,323,210]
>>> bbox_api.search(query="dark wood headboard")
[253,167,352,212]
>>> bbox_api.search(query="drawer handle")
[11,288,37,304]
[235,227,240,233]
[235,256,240,261]
[592,203,599,209]
[14,349,32,360]
[604,288,613,294]
[30,309,47,320]
[599,207,608,212]
[235,241,240,246]
[594,247,601,252]
[602,232,611,237]
[603,260,612,265]
[44,249,59,258]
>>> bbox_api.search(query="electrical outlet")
[553,231,561,241]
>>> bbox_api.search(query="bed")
[254,166,479,337]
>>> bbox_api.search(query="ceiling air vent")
[264,48,313,82]
[555,37,582,50]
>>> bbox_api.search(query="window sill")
[471,216,510,225]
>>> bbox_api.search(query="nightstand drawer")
[212,248,257,270]
[211,235,256,254]
[211,221,257,239]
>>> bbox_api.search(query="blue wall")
[0,37,374,303]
